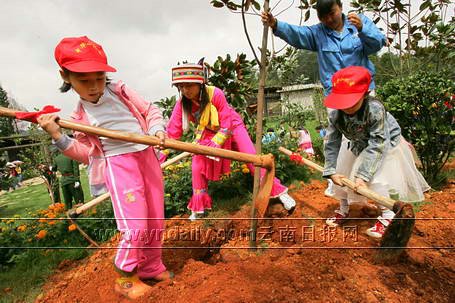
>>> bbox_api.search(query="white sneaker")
[325,210,348,227]
[324,180,335,197]
[189,211,204,221]
[189,212,198,221]
[366,217,391,239]
[279,193,296,211]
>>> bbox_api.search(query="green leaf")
[304,10,310,22]
[211,1,225,8]
[253,0,260,11]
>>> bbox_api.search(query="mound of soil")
[35,180,454,303]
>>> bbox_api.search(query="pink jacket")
[58,81,164,195]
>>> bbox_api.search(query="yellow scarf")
[195,86,219,140]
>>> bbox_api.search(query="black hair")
[58,68,111,93]
[180,84,210,124]
[267,128,274,132]
[315,125,323,130]
[316,0,342,19]
[59,68,72,92]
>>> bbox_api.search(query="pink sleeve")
[121,84,165,134]
[211,88,233,130]
[166,100,184,140]
[62,133,91,165]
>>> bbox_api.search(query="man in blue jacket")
[262,0,385,96]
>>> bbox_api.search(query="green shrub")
[262,137,311,185]
[378,70,454,187]
[163,158,193,217]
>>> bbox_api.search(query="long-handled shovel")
[0,106,275,218]
[279,146,415,262]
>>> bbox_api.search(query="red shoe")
[325,210,348,227]
[366,219,391,239]
[115,275,152,299]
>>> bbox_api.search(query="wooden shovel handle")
[74,192,110,215]
[160,151,191,167]
[279,146,395,210]
[0,106,273,169]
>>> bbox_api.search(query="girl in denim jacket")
[322,66,429,238]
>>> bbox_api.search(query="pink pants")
[105,147,166,279]
[189,124,288,213]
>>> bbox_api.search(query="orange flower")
[36,230,47,239]
[17,225,27,232]
[68,224,77,232]
[46,213,56,219]
[54,203,65,213]
[48,220,56,225]
[38,218,47,223]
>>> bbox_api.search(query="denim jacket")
[274,14,385,95]
[323,97,401,182]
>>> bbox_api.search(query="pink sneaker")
[366,219,391,238]
[325,210,347,227]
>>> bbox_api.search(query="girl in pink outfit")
[167,61,296,220]
[37,36,172,299]
[298,128,315,157]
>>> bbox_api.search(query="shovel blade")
[376,202,415,262]
[254,165,275,218]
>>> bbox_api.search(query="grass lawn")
[0,171,92,303]
[0,170,91,218]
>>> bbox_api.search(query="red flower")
[290,153,303,163]
[444,101,453,109]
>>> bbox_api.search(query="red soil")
[36,180,454,303]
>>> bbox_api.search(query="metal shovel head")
[254,162,275,218]
[376,201,415,262]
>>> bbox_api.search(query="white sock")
[380,206,395,220]
[327,179,334,191]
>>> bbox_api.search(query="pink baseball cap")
[54,36,116,73]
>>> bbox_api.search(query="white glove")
[74,181,80,188]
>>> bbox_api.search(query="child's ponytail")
[59,68,72,92]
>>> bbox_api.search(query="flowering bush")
[378,70,454,187]
[0,201,115,267]
[163,156,253,216]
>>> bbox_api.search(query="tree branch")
[241,0,261,66]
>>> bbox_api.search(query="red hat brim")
[324,91,366,110]
[63,60,117,73]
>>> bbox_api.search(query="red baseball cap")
[54,36,116,73]
[324,66,371,109]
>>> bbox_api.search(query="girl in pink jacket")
[167,61,296,220]
[37,36,172,299]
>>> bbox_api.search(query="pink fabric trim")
[188,189,212,213]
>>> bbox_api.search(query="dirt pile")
[36,180,454,303]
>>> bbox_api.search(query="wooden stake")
[250,0,271,249]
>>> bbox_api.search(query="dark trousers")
[61,182,84,209]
